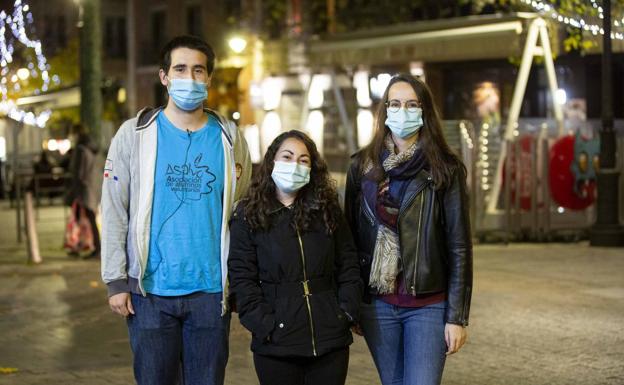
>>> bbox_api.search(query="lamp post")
[590,0,624,246]
[76,0,102,148]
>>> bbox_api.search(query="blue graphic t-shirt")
[143,112,224,296]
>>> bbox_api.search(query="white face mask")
[271,160,311,194]
[166,78,208,111]
[385,107,424,139]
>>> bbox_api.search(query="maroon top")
[378,273,446,308]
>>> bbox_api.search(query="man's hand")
[108,292,135,317]
[444,323,467,355]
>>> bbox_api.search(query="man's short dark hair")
[160,35,216,75]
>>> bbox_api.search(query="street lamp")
[590,0,624,246]
[228,36,247,54]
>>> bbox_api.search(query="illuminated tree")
[0,0,59,127]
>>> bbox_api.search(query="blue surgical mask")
[272,161,311,194]
[385,107,424,139]
[167,78,208,111]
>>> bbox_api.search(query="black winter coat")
[228,202,362,357]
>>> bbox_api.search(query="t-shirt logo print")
[165,153,217,201]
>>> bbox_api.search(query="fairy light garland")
[0,0,57,127]
[479,122,491,191]
[521,0,624,40]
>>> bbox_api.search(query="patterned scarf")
[362,135,427,294]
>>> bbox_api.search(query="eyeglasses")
[385,99,422,113]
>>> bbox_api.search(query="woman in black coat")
[228,130,362,385]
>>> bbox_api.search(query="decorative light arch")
[0,0,59,127]
[521,0,624,40]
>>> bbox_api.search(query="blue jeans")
[127,292,230,385]
[359,299,447,385]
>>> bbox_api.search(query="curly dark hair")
[242,130,341,234]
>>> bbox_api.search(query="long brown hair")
[243,130,342,234]
[361,73,463,188]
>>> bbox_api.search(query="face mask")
[167,78,208,111]
[271,160,311,194]
[385,107,424,139]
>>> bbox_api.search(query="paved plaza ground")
[0,204,622,384]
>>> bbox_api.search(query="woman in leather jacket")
[344,74,473,385]
[228,130,362,385]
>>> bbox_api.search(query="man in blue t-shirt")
[102,35,251,385]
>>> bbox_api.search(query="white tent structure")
[487,17,564,213]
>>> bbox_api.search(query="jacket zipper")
[397,177,432,293]
[362,198,376,225]
[399,192,424,293]
[296,228,318,356]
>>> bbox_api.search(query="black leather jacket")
[344,155,472,326]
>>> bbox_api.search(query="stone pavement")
[0,203,623,385]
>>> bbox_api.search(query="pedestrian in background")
[228,130,362,385]
[65,123,102,259]
[101,35,251,385]
[344,74,473,385]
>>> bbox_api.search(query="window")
[224,0,241,20]
[57,16,67,48]
[151,10,166,57]
[104,17,127,59]
[43,15,55,53]
[187,5,202,37]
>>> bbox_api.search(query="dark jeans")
[253,347,349,385]
[127,292,230,385]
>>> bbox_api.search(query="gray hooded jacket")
[100,107,251,314]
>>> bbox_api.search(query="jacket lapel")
[399,170,433,217]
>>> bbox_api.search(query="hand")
[444,323,467,355]
[351,324,364,336]
[108,292,135,317]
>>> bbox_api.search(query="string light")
[480,122,490,191]
[459,121,474,150]
[0,0,55,127]
[521,0,624,40]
